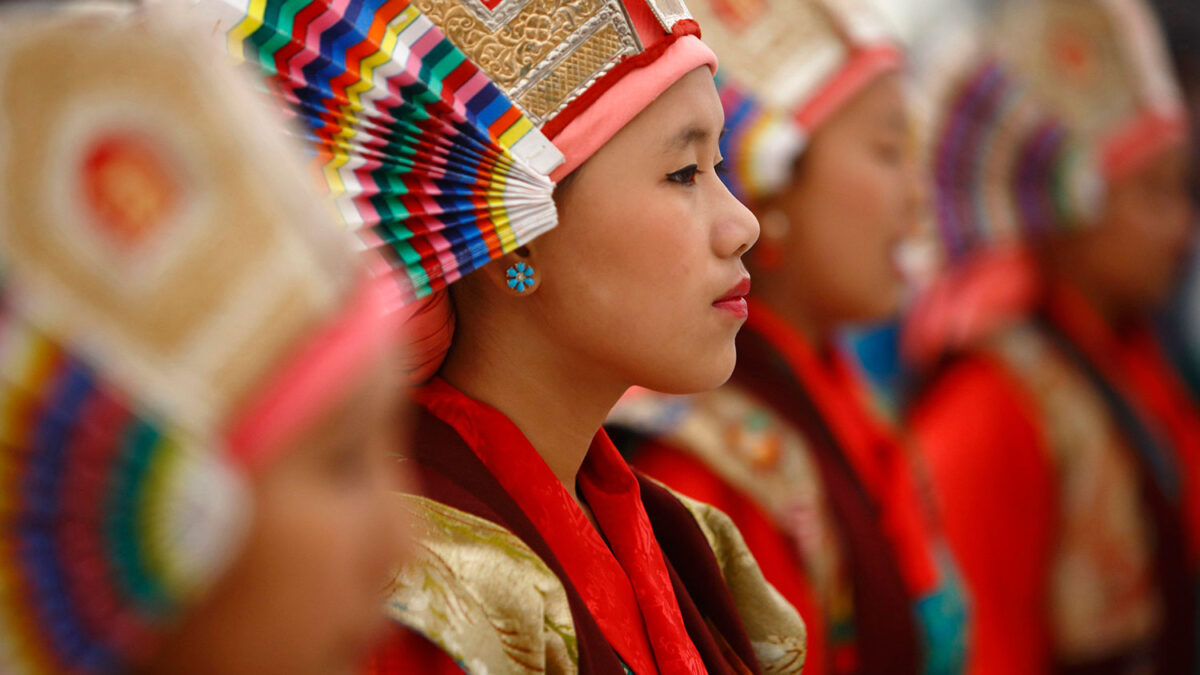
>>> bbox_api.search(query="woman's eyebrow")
[664,125,728,151]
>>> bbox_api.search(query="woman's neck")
[438,307,626,507]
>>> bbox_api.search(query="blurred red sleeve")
[909,355,1057,675]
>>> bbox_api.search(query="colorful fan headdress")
[902,0,1188,367]
[924,0,1188,262]
[0,7,394,673]
[192,0,719,379]
[684,0,902,202]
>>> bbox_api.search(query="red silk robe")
[909,280,1199,675]
[369,377,807,674]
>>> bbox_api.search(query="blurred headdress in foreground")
[0,6,393,672]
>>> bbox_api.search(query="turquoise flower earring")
[505,261,538,295]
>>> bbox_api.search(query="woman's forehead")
[633,69,726,147]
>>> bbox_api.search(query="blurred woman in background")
[607,2,969,674]
[0,7,408,674]
[903,0,1199,671]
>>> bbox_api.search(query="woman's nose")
[717,184,760,259]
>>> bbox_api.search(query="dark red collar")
[416,377,705,674]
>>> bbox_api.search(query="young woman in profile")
[607,2,969,674]
[208,0,810,672]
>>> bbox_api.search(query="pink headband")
[550,35,719,181]
[1103,109,1190,182]
[795,45,904,133]
[225,275,400,468]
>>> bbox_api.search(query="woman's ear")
[485,245,542,297]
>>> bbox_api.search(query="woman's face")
[530,66,759,394]
[765,74,923,328]
[148,363,409,675]
[1066,144,1195,315]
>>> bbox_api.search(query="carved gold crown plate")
[415,0,644,126]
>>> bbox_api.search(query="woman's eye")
[715,160,729,176]
[667,164,700,185]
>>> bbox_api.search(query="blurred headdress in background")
[924,0,1187,261]
[685,0,902,202]
[903,0,1188,366]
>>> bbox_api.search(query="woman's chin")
[638,348,737,395]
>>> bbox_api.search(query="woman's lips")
[713,277,751,319]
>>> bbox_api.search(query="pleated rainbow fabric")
[204,0,565,304]
[0,9,357,672]
[926,58,1095,262]
[920,0,1184,263]
[0,311,244,674]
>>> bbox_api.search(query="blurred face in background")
[1057,144,1195,316]
[145,361,410,675]
[753,73,925,334]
